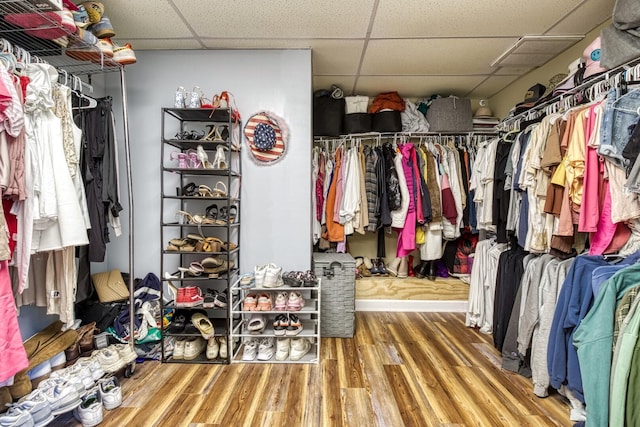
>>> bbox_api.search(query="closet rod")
[313,130,497,142]
[499,55,640,132]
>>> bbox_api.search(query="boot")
[398,256,408,278]
[426,261,436,281]
[370,259,380,275]
[378,259,389,276]
[408,255,416,277]
[386,257,401,277]
[415,261,428,278]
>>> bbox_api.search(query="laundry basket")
[312,253,356,338]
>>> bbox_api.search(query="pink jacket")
[0,260,28,382]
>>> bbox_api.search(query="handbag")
[92,269,129,303]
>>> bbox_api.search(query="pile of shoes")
[354,256,390,277]
[65,2,136,65]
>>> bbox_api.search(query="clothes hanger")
[72,76,98,109]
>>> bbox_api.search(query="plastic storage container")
[312,253,355,338]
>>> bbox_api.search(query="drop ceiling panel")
[201,39,364,75]
[466,75,520,99]
[371,0,584,38]
[494,66,535,75]
[546,0,615,35]
[172,0,375,38]
[314,76,357,93]
[128,39,203,50]
[354,75,486,98]
[498,53,556,67]
[361,38,518,75]
[101,0,193,38]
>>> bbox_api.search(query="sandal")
[247,314,266,333]
[202,289,217,308]
[178,262,204,278]
[169,314,186,332]
[202,237,223,252]
[169,151,188,168]
[176,210,216,225]
[273,314,288,336]
[221,241,237,252]
[212,146,228,170]
[228,206,237,224]
[181,182,197,196]
[204,204,226,225]
[212,181,227,198]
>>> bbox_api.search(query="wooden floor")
[55,312,572,427]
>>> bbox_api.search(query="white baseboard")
[355,299,467,312]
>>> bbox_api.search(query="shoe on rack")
[75,357,104,382]
[275,338,290,361]
[289,338,312,361]
[257,337,275,361]
[114,344,137,366]
[206,337,219,360]
[273,314,288,336]
[88,15,115,39]
[242,339,258,361]
[285,314,303,336]
[16,389,54,427]
[257,292,273,311]
[112,41,136,65]
[247,314,266,334]
[274,291,288,311]
[90,347,122,374]
[218,336,228,359]
[81,2,105,24]
[65,363,95,392]
[242,293,259,311]
[176,286,204,308]
[183,337,206,361]
[97,376,121,410]
[191,313,215,339]
[73,387,103,427]
[213,289,228,308]
[173,338,186,360]
[254,265,267,287]
[263,263,283,288]
[286,291,305,311]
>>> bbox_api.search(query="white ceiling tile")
[172,0,375,38]
[494,66,535,76]
[201,39,364,75]
[100,0,193,38]
[125,39,203,50]
[354,76,485,98]
[371,0,584,37]
[546,0,615,35]
[361,39,518,75]
[314,76,356,94]
[466,75,520,99]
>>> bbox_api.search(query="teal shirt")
[573,262,640,427]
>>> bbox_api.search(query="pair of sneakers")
[206,337,228,359]
[254,263,283,288]
[242,337,274,361]
[72,376,122,427]
[273,291,305,311]
[274,337,313,361]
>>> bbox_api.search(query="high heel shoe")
[212,146,228,170]
[170,151,188,168]
[186,149,200,169]
[197,145,214,169]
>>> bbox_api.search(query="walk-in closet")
[1,1,638,426]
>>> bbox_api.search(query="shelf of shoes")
[0,0,123,75]
[229,273,321,364]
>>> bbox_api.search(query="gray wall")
[104,49,313,279]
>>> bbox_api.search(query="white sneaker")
[0,407,34,427]
[206,337,219,360]
[76,357,104,382]
[183,337,206,360]
[98,376,122,410]
[257,337,274,361]
[242,339,258,361]
[40,378,81,416]
[17,389,54,427]
[114,344,137,366]
[67,363,95,391]
[275,338,290,361]
[263,263,283,288]
[254,264,267,287]
[173,338,186,360]
[218,336,228,359]
[73,388,103,427]
[289,338,312,361]
[49,369,85,395]
[92,347,122,373]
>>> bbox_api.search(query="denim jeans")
[599,88,640,169]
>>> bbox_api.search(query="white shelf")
[233,319,318,338]
[233,343,319,364]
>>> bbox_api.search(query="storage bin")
[312,252,355,338]
[344,113,372,134]
[372,110,402,132]
[426,97,473,132]
[313,91,345,136]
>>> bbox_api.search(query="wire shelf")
[0,0,122,75]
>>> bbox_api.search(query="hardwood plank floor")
[53,312,572,427]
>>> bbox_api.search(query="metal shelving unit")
[159,107,242,364]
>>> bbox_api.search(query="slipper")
[202,237,223,252]
[221,241,237,252]
[191,313,214,339]
[201,257,223,268]
[247,314,266,333]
